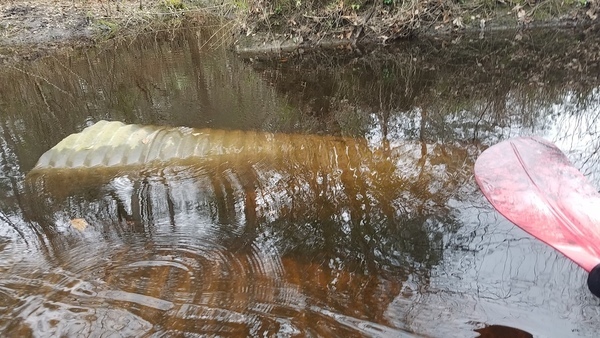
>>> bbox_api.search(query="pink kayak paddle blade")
[474,136,600,272]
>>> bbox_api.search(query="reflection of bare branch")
[8,66,74,98]
[34,80,55,117]
[0,123,38,245]
[580,141,600,171]
[0,209,28,244]
[51,56,89,86]
[472,99,493,142]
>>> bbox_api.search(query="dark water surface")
[1,25,600,337]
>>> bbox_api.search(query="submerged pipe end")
[587,263,600,298]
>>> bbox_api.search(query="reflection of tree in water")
[0,24,287,168]
[24,136,471,274]
[0,120,48,245]
[544,88,600,184]
[1,25,599,335]
[241,31,600,335]
[250,28,600,146]
[16,128,472,334]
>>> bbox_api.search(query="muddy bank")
[0,0,118,63]
[0,0,599,63]
[232,0,600,57]
[0,0,212,64]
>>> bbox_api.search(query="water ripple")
[0,223,308,336]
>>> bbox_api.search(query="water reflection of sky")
[336,62,600,336]
[412,86,600,337]
[547,87,600,183]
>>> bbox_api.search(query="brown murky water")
[1,25,600,337]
